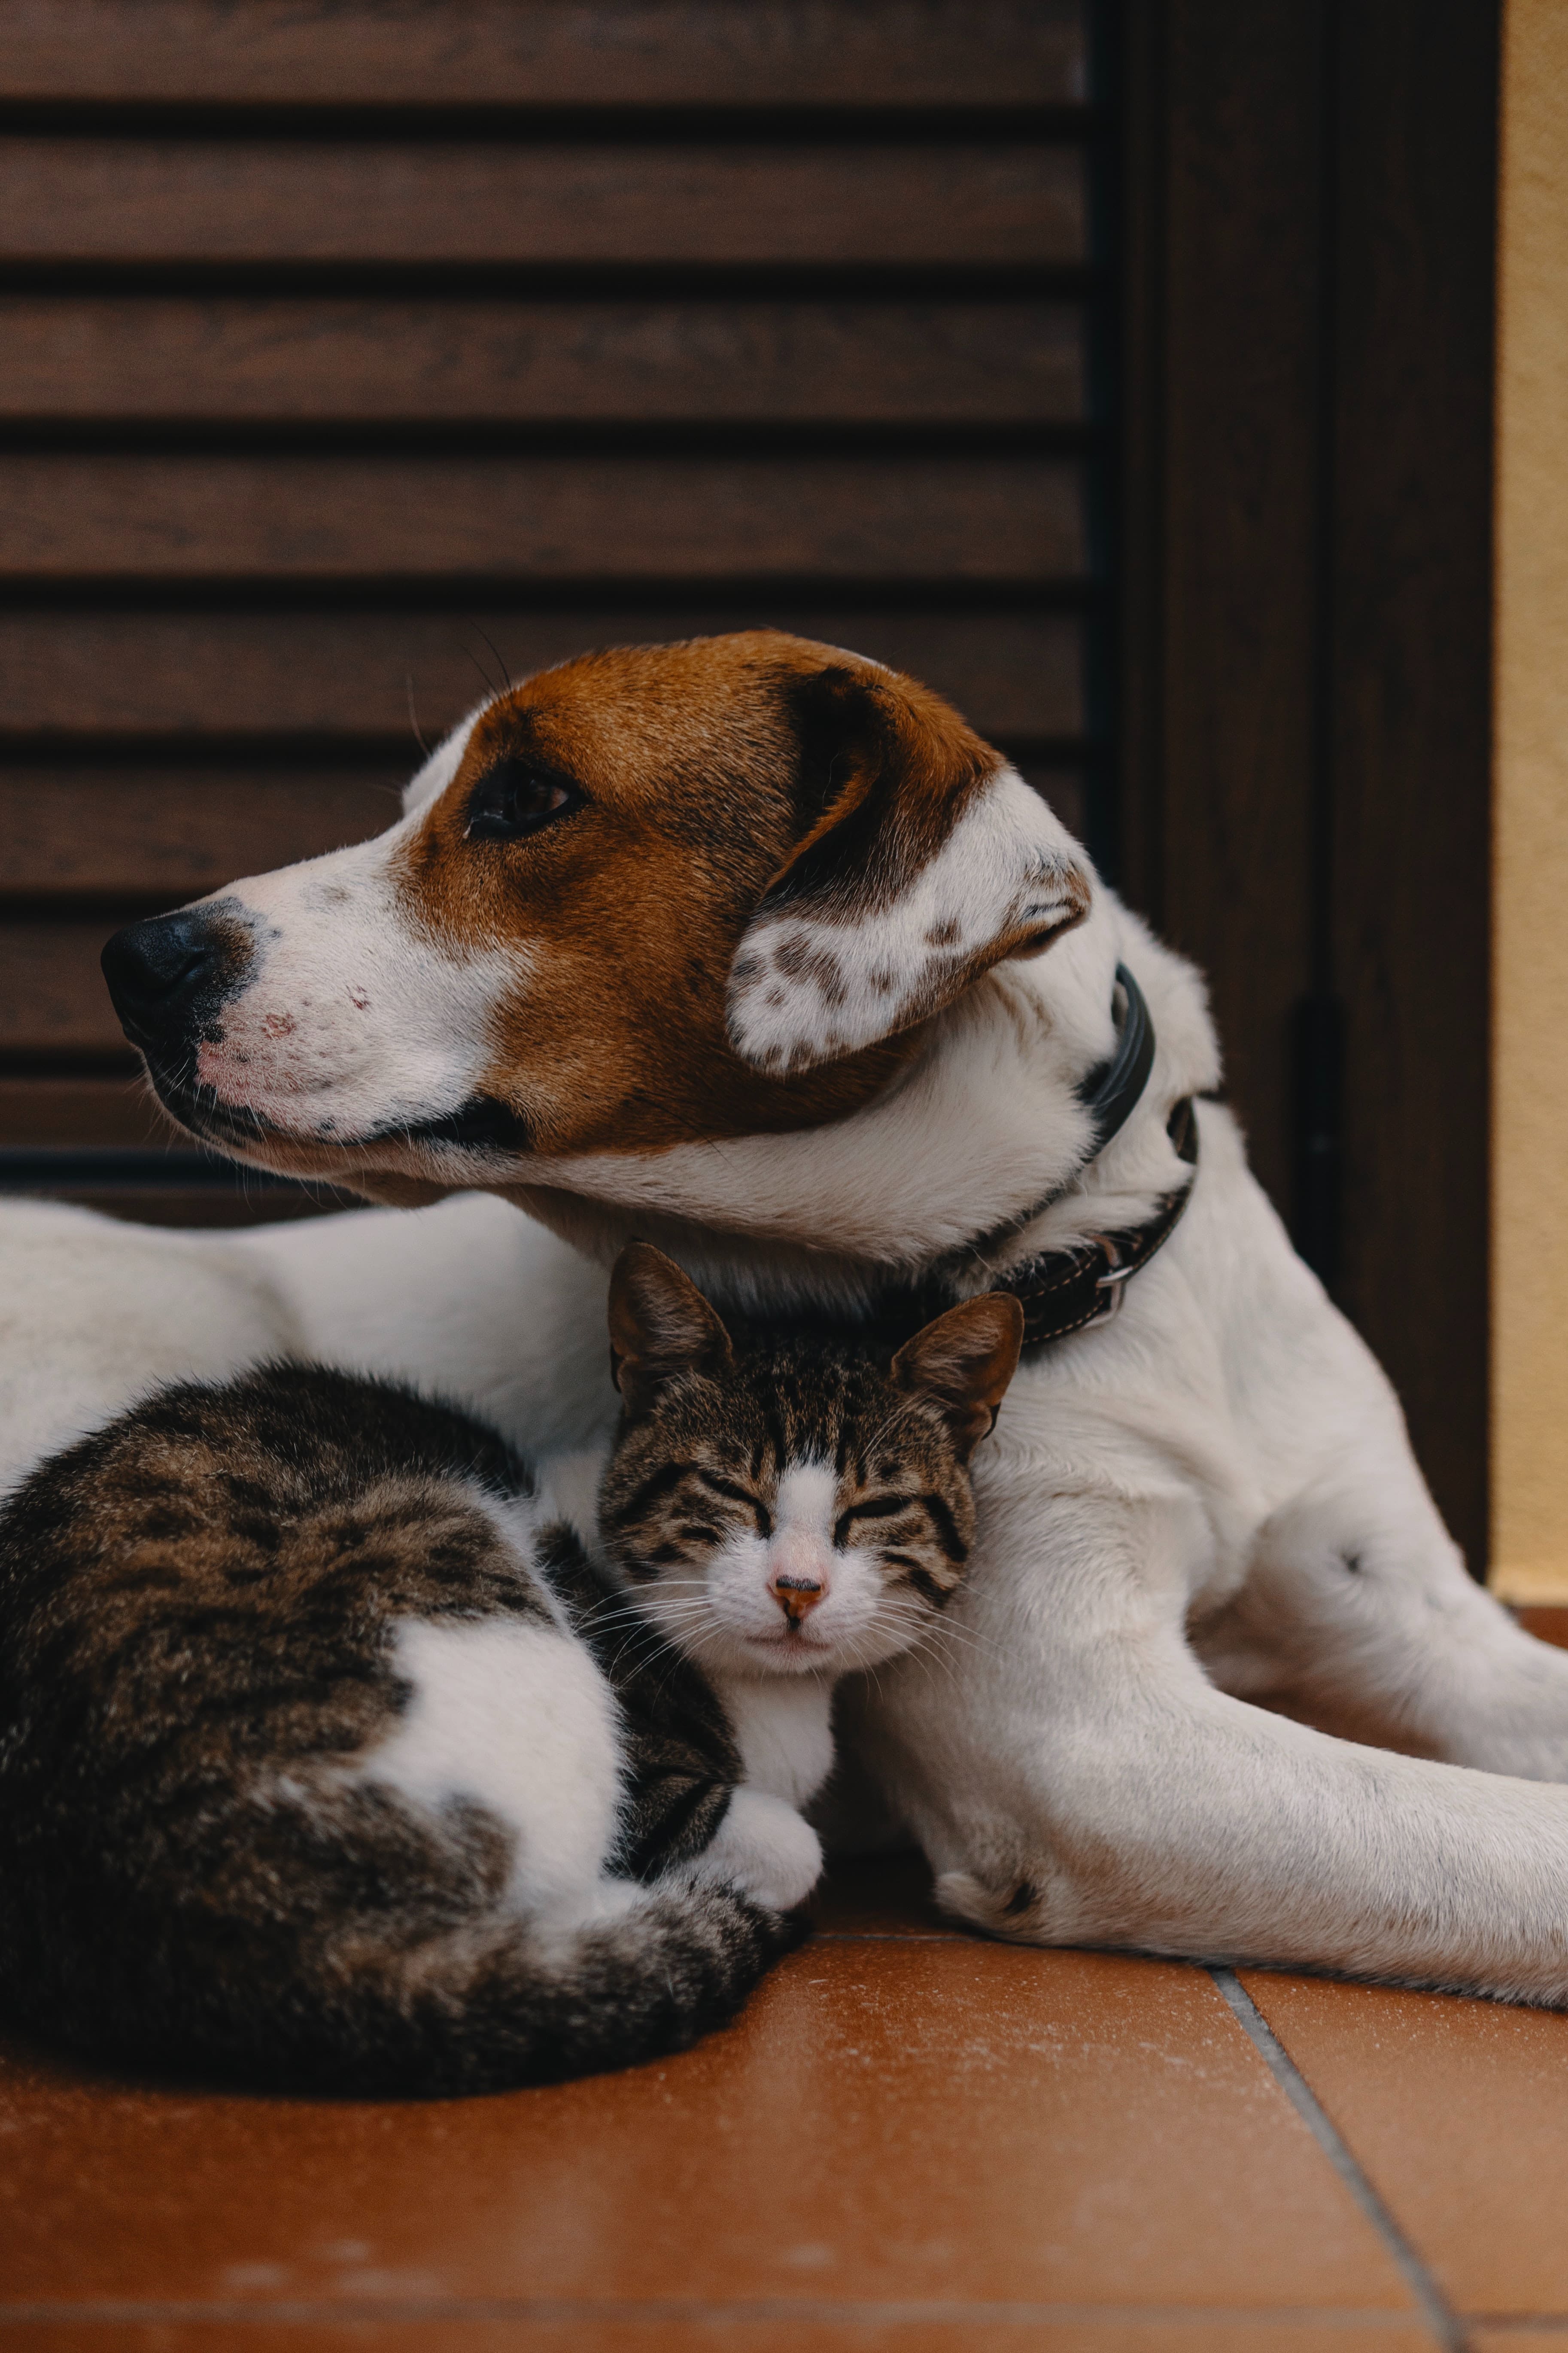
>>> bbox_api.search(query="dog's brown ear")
[608,1241,735,1416]
[890,1293,1025,1461]
[727,661,1091,1077]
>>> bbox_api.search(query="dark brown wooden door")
[1116,0,1498,1570]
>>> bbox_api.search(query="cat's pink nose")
[769,1571,825,1626]
[768,1531,829,1625]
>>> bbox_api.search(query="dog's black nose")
[101,906,250,1049]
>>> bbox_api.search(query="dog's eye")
[465,759,580,842]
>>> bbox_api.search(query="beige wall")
[1492,0,1568,1599]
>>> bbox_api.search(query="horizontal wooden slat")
[0,769,404,898]
[0,453,1083,581]
[0,1076,183,1148]
[0,918,137,1053]
[0,140,1082,268]
[0,1145,360,1226]
[0,609,1085,743]
[0,760,1088,904]
[0,296,1085,423]
[0,1181,357,1227]
[2,2,1085,109]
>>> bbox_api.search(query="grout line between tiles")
[1210,1966,1468,2353]
[0,2297,1443,2329]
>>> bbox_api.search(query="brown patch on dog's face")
[392,634,940,1155]
[136,629,1092,1187]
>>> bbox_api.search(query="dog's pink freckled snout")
[261,1011,296,1038]
[348,988,371,1011]
[194,1038,250,1100]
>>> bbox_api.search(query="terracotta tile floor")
[8,1627,1568,2353]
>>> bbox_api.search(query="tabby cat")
[0,1244,1021,2097]
[600,1244,1024,1900]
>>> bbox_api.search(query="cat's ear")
[890,1294,1025,1461]
[727,659,1091,1077]
[608,1241,735,1417]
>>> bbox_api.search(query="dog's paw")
[693,1788,824,1912]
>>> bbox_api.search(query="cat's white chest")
[716,1675,836,1811]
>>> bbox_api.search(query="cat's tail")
[6,1862,804,2100]
[238,1873,804,2098]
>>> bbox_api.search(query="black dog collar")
[1082,961,1159,1159]
[987,1090,1198,1347]
[859,963,1199,1352]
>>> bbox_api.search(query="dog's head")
[102,631,1092,1194]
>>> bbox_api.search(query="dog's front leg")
[1191,1465,1568,1783]
[847,1493,1568,2004]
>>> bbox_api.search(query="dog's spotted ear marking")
[608,1241,736,1419]
[726,661,1092,1076]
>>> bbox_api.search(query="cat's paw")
[693,1787,824,1912]
[935,1866,1049,1943]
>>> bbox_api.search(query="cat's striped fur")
[604,1317,995,1665]
[0,1248,1020,2097]
[0,1365,792,2097]
[596,1246,1024,1892]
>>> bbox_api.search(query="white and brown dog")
[9,628,1568,1998]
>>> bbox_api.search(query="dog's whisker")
[406,674,431,761]
[470,624,514,695]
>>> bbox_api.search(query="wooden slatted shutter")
[0,0,1100,1224]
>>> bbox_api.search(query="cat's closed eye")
[833,1494,917,1544]
[690,1467,772,1538]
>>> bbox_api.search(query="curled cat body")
[0,1245,1021,2097]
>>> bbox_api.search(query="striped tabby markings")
[599,1244,1023,1683]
